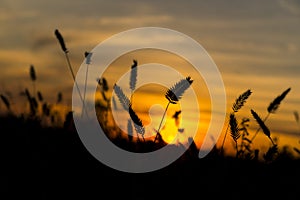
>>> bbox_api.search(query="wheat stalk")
[165,76,193,104]
[113,84,130,111]
[113,84,144,139]
[250,87,291,142]
[154,76,193,143]
[229,113,240,157]
[251,109,275,145]
[232,89,252,112]
[220,89,252,153]
[129,105,145,140]
[230,113,240,142]
[129,59,138,105]
[82,51,93,117]
[54,29,68,53]
[54,29,87,117]
[267,87,291,113]
[129,59,138,93]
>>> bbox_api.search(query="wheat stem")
[235,140,238,158]
[154,102,170,142]
[250,113,270,143]
[81,63,89,117]
[64,53,87,117]
[220,122,229,154]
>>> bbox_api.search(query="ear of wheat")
[267,87,291,113]
[30,65,36,81]
[54,29,68,53]
[129,59,138,92]
[154,76,193,143]
[165,76,193,104]
[229,113,240,157]
[220,89,251,153]
[251,109,274,145]
[232,89,252,112]
[229,113,240,142]
[129,105,145,137]
[113,84,130,111]
[250,87,291,143]
[127,119,133,142]
[113,84,144,138]
[54,29,87,116]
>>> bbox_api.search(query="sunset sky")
[1,0,300,153]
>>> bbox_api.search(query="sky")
[0,0,300,152]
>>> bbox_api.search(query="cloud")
[278,0,300,15]
[98,15,172,26]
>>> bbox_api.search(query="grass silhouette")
[220,89,252,153]
[1,29,300,199]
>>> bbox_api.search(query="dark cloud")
[31,35,56,50]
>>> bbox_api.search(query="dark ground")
[2,115,300,199]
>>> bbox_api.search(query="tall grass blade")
[220,89,251,153]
